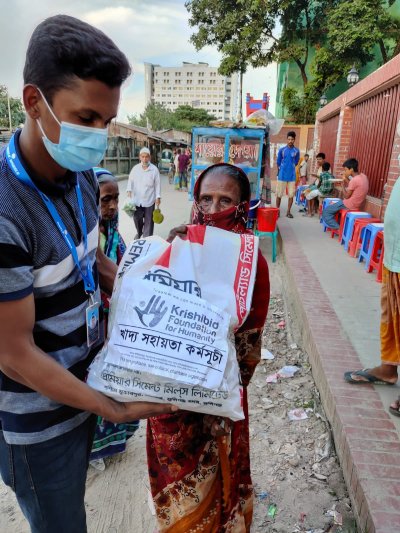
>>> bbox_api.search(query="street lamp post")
[319,93,328,108]
[347,66,360,88]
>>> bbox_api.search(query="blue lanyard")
[5,134,96,294]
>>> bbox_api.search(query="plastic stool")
[358,223,385,269]
[348,217,381,257]
[367,230,384,281]
[255,229,278,263]
[295,185,308,206]
[330,209,351,239]
[341,212,372,251]
[320,197,341,224]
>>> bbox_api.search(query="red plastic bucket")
[257,207,279,232]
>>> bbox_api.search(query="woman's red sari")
[147,165,270,532]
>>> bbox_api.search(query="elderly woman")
[147,163,270,532]
[89,169,139,469]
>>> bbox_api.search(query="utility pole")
[7,89,12,131]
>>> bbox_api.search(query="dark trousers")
[133,204,155,238]
[0,415,96,533]
[179,171,187,189]
[321,200,345,229]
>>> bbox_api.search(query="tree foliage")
[327,0,400,65]
[186,0,400,122]
[0,86,25,129]
[127,103,216,132]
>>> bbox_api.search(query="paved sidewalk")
[275,198,400,533]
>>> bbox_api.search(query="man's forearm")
[0,339,111,419]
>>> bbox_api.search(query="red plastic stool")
[348,217,381,257]
[330,209,352,240]
[368,230,384,282]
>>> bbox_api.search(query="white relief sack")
[87,226,259,421]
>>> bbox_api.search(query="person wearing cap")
[127,147,161,238]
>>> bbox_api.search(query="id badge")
[86,298,100,348]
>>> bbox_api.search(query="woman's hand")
[167,224,188,243]
[203,415,233,437]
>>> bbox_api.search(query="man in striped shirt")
[0,15,175,533]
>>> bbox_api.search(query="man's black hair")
[322,162,331,171]
[196,164,251,203]
[316,152,326,159]
[343,158,359,172]
[304,153,309,157]
[287,131,296,139]
[23,15,131,102]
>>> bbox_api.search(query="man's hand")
[127,191,132,198]
[101,397,178,423]
[167,224,188,243]
[155,198,161,207]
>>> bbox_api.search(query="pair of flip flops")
[286,213,294,219]
[344,369,396,386]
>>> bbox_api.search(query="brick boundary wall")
[278,222,400,533]
[314,54,400,218]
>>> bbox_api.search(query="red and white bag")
[88,225,259,421]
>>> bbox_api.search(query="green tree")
[128,103,215,133]
[327,0,400,65]
[0,86,25,129]
[127,103,174,131]
[186,0,333,87]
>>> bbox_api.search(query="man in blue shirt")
[0,15,175,533]
[276,131,300,218]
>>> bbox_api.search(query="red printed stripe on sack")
[233,233,255,328]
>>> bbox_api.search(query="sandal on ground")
[344,369,396,386]
[286,213,294,219]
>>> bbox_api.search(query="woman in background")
[89,168,139,470]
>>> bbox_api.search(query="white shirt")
[127,162,161,208]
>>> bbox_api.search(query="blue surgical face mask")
[36,89,108,172]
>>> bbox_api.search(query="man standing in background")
[127,146,161,238]
[276,131,300,218]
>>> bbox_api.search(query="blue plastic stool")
[341,212,372,251]
[295,186,308,208]
[255,229,278,263]
[320,198,341,224]
[358,223,385,269]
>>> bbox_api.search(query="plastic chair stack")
[368,231,384,282]
[255,207,280,263]
[341,212,372,252]
[358,223,385,270]
[295,185,308,209]
[348,217,381,257]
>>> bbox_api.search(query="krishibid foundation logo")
[134,295,168,327]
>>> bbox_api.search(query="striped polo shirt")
[0,130,103,444]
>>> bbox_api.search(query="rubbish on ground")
[261,398,274,409]
[266,373,279,384]
[261,348,275,360]
[288,408,308,421]
[257,491,269,500]
[267,503,277,518]
[290,343,298,349]
[278,365,300,378]
[312,472,327,481]
[326,506,343,526]
[314,433,331,462]
[277,320,286,329]
[299,512,307,522]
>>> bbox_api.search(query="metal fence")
[319,113,340,169]
[348,83,400,199]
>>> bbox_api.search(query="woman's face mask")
[36,88,108,172]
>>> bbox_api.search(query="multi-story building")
[144,62,239,120]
